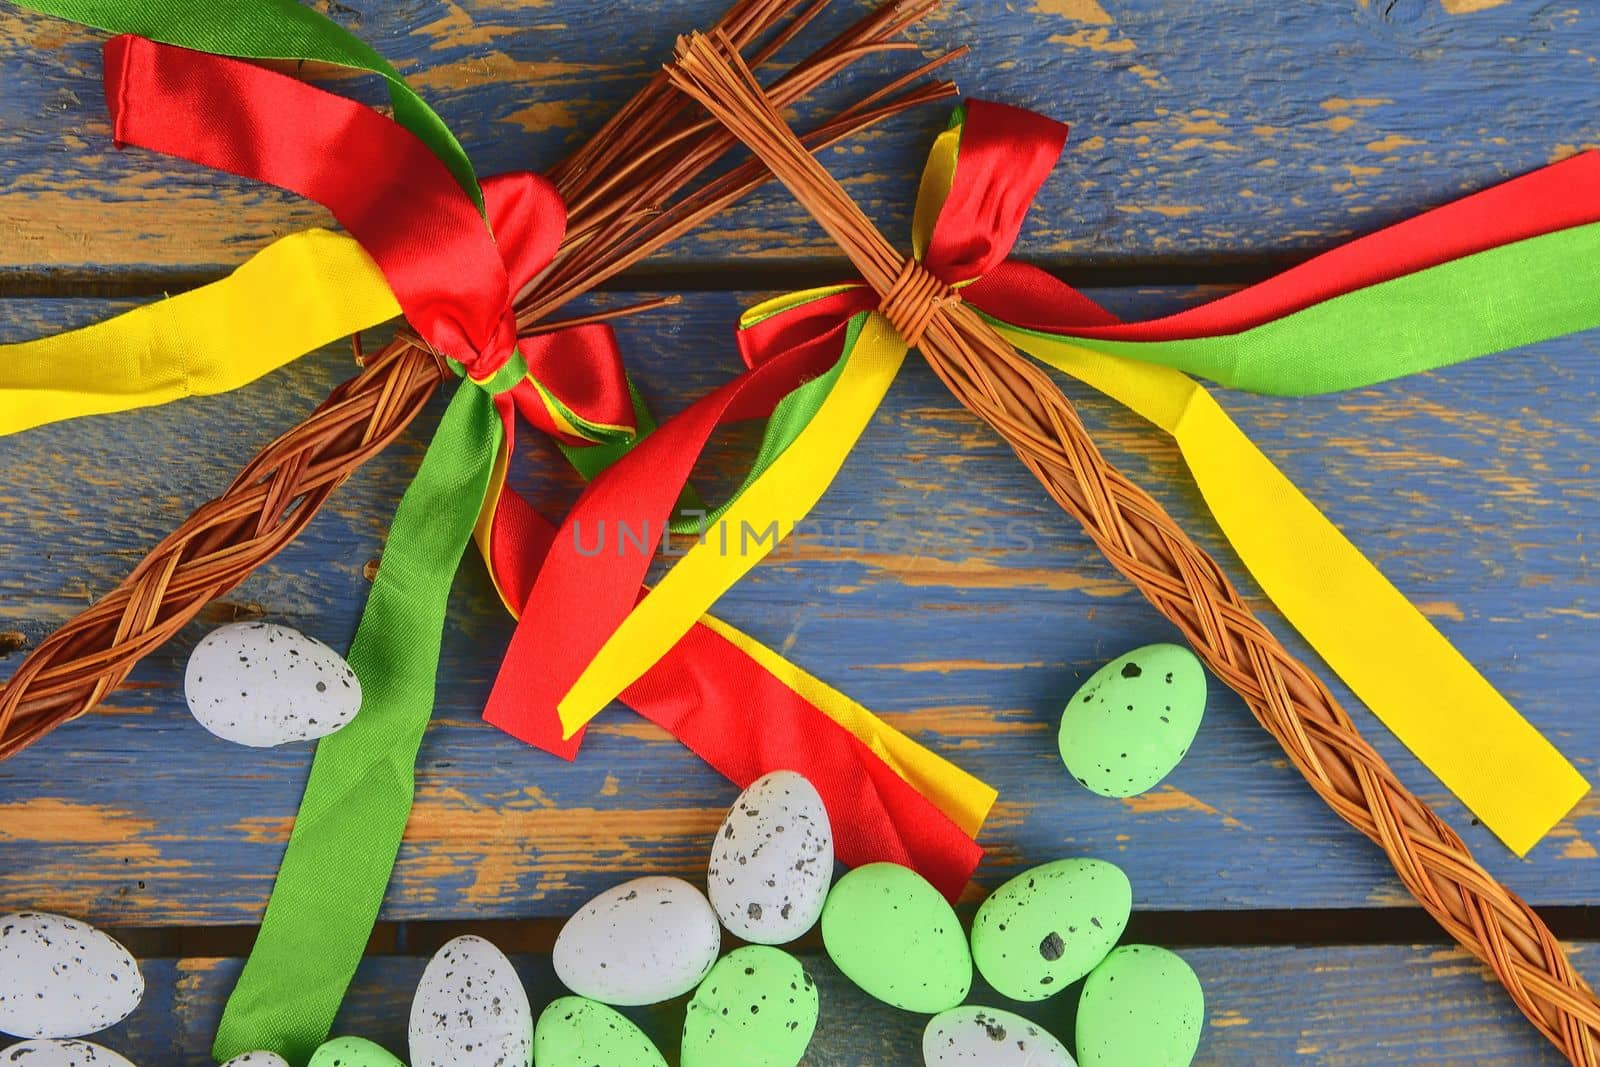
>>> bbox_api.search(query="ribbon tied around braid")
[879,259,958,347]
[511,96,1595,861]
[96,36,649,1061]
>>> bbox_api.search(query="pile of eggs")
[4,633,1211,1064]
[314,764,1202,1066]
[820,857,1204,1066]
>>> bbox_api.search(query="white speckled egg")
[708,770,834,944]
[923,1006,1076,1066]
[0,1039,137,1066]
[408,935,532,1067]
[184,622,361,747]
[219,1054,290,1067]
[0,912,143,1039]
[553,877,721,1005]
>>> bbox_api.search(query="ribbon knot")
[458,307,526,390]
[490,100,1074,747]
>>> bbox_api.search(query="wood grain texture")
[7,3,1600,1056]
[0,944,1585,1065]
[3,0,1599,280]
[3,287,1599,926]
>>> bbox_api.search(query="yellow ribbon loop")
[0,229,398,436]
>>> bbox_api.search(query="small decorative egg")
[184,622,361,747]
[1076,945,1205,1067]
[708,770,834,944]
[820,863,970,1013]
[553,877,721,1005]
[1058,643,1206,797]
[922,1006,1076,1066]
[533,997,665,1067]
[0,912,144,1039]
[306,1036,405,1067]
[682,946,818,1067]
[408,935,532,1067]
[0,1040,136,1066]
[970,858,1131,1002]
[220,1055,290,1067]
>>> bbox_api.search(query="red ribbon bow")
[105,34,634,436]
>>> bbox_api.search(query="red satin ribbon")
[108,35,983,899]
[968,149,1600,338]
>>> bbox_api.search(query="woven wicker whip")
[0,0,966,761]
[666,29,1600,1065]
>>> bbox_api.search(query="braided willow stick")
[667,31,1600,1064]
[0,340,442,761]
[0,0,963,758]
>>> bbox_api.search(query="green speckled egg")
[1059,643,1206,797]
[1076,945,1205,1067]
[970,858,1131,1001]
[306,1037,405,1067]
[682,946,818,1067]
[533,996,665,1067]
[820,862,971,1012]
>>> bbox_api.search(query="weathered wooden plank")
[3,287,1600,925]
[3,1,1598,279]
[4,943,1584,1065]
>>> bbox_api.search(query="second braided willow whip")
[0,0,964,760]
[666,29,1600,1065]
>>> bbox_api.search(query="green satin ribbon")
[1023,219,1600,396]
[13,0,483,210]
[214,380,500,1064]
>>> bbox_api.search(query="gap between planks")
[0,255,1306,302]
[99,907,1600,962]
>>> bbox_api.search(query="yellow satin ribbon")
[0,229,398,436]
[557,308,907,736]
[1002,331,1585,856]
[550,121,1584,854]
[697,613,995,838]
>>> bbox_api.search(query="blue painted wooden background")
[3,0,1600,1063]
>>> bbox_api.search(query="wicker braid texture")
[667,30,1600,1065]
[0,0,963,759]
